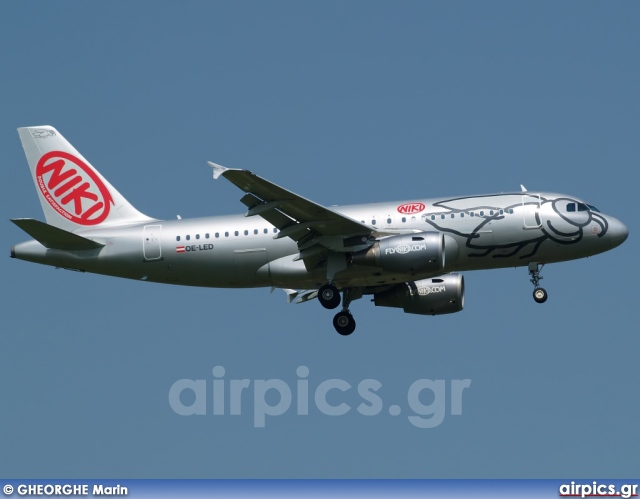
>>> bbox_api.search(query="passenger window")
[490,210,494,216]
[186,235,191,241]
[480,211,485,216]
[264,228,268,234]
[470,212,474,217]
[205,233,210,239]
[451,213,454,219]
[460,213,465,218]
[499,209,503,215]
[244,230,248,236]
[509,209,514,214]
[441,214,445,220]
[431,215,435,220]
[372,220,376,225]
[176,236,180,242]
[402,217,406,223]
[225,232,229,237]
[196,234,200,240]
[273,228,277,233]
[234,231,239,236]
[387,218,392,224]
[254,229,258,235]
[215,233,220,238]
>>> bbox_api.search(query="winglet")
[208,161,230,180]
[520,184,528,192]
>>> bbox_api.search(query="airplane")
[10,126,629,335]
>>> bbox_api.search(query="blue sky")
[1,1,638,478]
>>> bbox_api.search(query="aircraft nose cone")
[607,217,628,246]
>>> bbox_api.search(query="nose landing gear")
[528,262,548,303]
[533,287,548,303]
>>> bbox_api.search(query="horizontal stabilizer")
[11,218,104,250]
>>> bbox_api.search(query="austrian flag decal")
[176,244,214,253]
[35,151,114,226]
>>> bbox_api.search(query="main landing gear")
[333,310,356,336]
[528,262,548,304]
[318,283,360,335]
[318,283,341,309]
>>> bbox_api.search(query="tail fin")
[18,126,153,232]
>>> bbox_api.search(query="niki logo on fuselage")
[397,202,426,214]
[35,151,113,226]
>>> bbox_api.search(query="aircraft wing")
[209,163,373,244]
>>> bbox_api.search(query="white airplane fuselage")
[13,193,627,289]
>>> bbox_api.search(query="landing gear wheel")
[318,284,341,309]
[533,288,548,304]
[528,263,548,304]
[333,311,356,336]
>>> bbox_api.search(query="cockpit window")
[587,204,600,212]
[567,202,592,212]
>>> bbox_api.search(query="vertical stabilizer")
[18,126,153,232]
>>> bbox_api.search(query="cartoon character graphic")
[30,129,56,139]
[421,193,609,259]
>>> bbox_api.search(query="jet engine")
[373,273,464,315]
[350,232,444,274]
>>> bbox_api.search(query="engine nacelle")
[373,273,464,315]
[351,232,444,274]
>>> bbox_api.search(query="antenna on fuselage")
[520,184,528,192]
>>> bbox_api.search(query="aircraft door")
[143,224,162,261]
[522,194,541,229]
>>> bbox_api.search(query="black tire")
[318,284,341,309]
[333,311,356,336]
[533,288,548,304]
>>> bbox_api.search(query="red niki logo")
[397,202,426,214]
[35,151,114,226]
